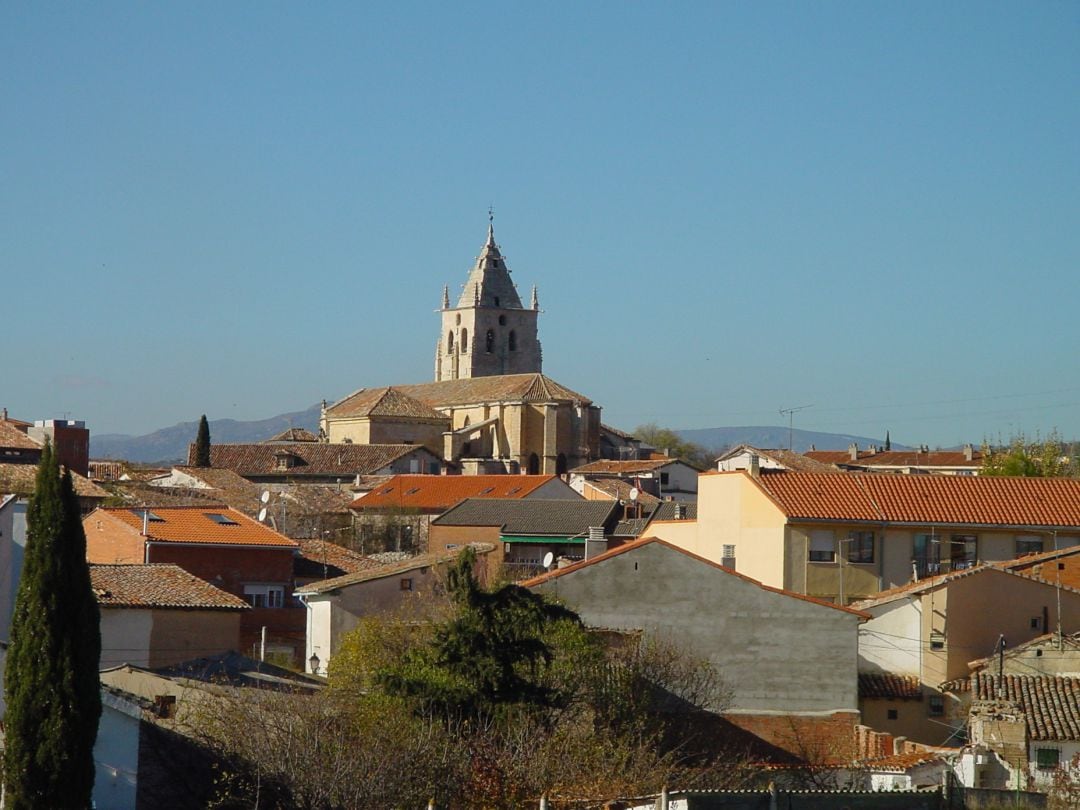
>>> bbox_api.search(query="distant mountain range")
[90,405,322,464]
[89,406,893,465]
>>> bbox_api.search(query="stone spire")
[531,285,539,310]
[456,223,523,309]
[441,284,449,309]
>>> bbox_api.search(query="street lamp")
[308,652,321,675]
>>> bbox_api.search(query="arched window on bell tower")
[485,329,495,354]
[447,331,454,352]
[509,330,517,352]
[461,328,468,353]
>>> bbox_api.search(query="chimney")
[964,443,974,462]
[848,443,859,461]
[142,509,149,536]
[674,503,686,520]
[1,408,6,420]
[663,447,670,457]
[748,454,760,478]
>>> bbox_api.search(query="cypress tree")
[194,414,211,467]
[884,431,891,451]
[3,442,102,809]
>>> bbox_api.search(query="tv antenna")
[778,404,814,451]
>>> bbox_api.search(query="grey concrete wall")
[531,541,860,714]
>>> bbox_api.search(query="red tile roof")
[750,471,1080,528]
[851,565,1080,610]
[91,564,250,610]
[295,539,382,576]
[1001,545,1080,591]
[862,750,948,772]
[522,536,870,618]
[95,506,298,548]
[350,474,562,511]
[859,673,922,700]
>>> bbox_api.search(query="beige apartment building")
[647,470,1080,603]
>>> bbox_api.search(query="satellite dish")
[258,507,268,522]
[542,552,554,569]
[260,490,271,504]
[629,487,639,502]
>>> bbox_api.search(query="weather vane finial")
[488,205,494,224]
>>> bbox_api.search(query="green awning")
[501,535,585,545]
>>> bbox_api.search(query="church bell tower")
[435,219,542,381]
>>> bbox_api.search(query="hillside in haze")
[90,406,897,464]
[90,405,322,463]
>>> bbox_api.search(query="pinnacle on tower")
[531,285,539,310]
[442,285,450,309]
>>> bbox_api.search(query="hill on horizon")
[90,405,322,464]
[90,406,906,465]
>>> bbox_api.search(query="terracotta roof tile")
[968,673,1080,740]
[0,462,108,499]
[202,443,428,478]
[859,673,922,700]
[0,421,41,450]
[91,563,249,610]
[351,474,563,511]
[752,471,1080,528]
[94,506,298,548]
[863,750,948,772]
[327,374,592,413]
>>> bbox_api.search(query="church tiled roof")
[328,374,591,413]
[324,387,448,420]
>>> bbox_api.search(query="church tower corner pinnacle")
[434,219,542,382]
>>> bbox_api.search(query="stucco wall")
[148,609,243,668]
[100,608,154,668]
[859,599,922,676]
[85,512,146,564]
[531,541,861,714]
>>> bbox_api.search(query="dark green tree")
[194,414,211,467]
[981,431,1076,478]
[4,442,102,809]
[884,431,891,451]
[378,547,581,722]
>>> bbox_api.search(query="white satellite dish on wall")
[260,490,271,504]
[629,487,639,502]
[542,552,554,570]
[258,507,268,522]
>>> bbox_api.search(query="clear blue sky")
[3,3,1078,447]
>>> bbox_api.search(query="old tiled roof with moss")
[92,505,298,548]
[0,462,108,498]
[0,420,41,450]
[201,443,429,477]
[351,474,564,511]
[432,498,618,536]
[295,545,494,596]
[327,373,591,414]
[746,470,1080,528]
[295,539,382,579]
[570,458,690,475]
[582,477,662,508]
[859,673,922,700]
[967,673,1080,740]
[91,564,249,610]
